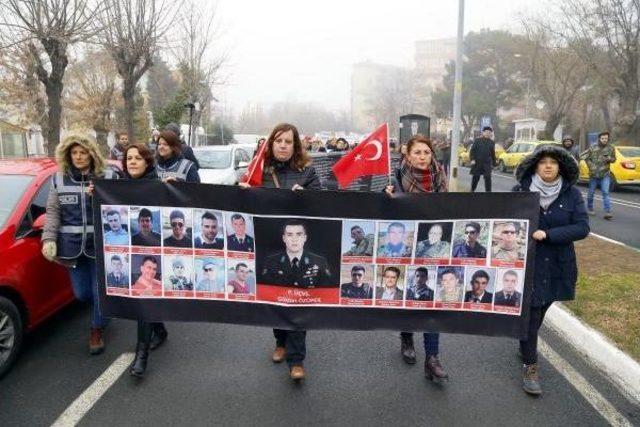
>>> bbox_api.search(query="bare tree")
[172,0,227,144]
[64,50,119,153]
[95,0,176,142]
[555,0,640,143]
[0,0,97,154]
[522,24,591,138]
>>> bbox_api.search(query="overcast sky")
[214,0,538,114]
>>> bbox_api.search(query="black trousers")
[520,303,553,365]
[471,173,492,192]
[136,321,165,346]
[273,329,306,367]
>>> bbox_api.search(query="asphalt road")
[457,167,640,249]
[1,303,638,426]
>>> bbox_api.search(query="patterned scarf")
[400,158,447,193]
[530,173,563,210]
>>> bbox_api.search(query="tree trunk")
[613,95,640,144]
[44,78,63,156]
[544,114,563,141]
[600,100,612,132]
[94,127,110,156]
[123,79,136,143]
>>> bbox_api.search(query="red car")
[0,158,74,377]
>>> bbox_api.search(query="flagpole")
[387,123,392,186]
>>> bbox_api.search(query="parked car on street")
[193,145,252,185]
[578,146,640,191]
[497,140,559,172]
[0,158,74,378]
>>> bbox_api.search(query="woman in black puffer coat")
[513,144,589,396]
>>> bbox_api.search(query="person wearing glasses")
[492,221,525,261]
[163,210,192,248]
[196,260,223,292]
[340,265,373,299]
[452,222,487,258]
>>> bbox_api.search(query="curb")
[545,303,640,403]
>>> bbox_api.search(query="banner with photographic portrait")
[94,180,539,339]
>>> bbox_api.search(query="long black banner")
[94,180,539,339]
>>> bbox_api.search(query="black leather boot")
[149,322,168,351]
[400,333,417,364]
[129,342,150,378]
[425,355,449,381]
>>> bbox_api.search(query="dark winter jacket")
[469,137,496,175]
[261,161,321,190]
[513,144,590,306]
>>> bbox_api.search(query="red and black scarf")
[400,158,447,193]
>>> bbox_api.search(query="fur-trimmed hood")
[55,133,106,176]
[515,144,579,186]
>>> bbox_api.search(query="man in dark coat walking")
[469,126,496,192]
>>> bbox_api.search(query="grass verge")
[563,236,640,362]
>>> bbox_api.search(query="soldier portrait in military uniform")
[494,269,523,308]
[376,221,415,260]
[226,213,255,253]
[163,256,194,291]
[491,221,527,263]
[414,222,453,260]
[256,218,340,288]
[341,221,375,257]
[106,253,130,288]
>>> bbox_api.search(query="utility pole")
[449,0,465,191]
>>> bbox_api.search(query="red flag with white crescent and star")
[331,123,389,189]
[240,139,268,186]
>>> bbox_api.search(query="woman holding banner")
[239,123,321,381]
[41,134,121,355]
[513,144,589,396]
[122,143,171,378]
[384,134,449,381]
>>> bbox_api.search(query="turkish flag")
[332,123,389,188]
[240,140,268,186]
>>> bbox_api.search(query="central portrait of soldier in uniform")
[254,217,341,292]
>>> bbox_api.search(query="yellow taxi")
[497,140,558,172]
[458,143,505,167]
[579,146,640,190]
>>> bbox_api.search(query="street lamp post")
[449,0,465,191]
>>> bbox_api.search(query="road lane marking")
[539,339,633,427]
[51,352,134,427]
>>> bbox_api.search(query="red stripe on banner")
[490,260,525,268]
[257,284,339,304]
[405,300,434,309]
[413,257,450,266]
[106,287,130,296]
[194,291,225,299]
[376,257,412,265]
[105,245,128,251]
[131,288,163,297]
[374,299,403,307]
[164,290,195,298]
[340,298,373,306]
[163,248,194,256]
[228,251,255,260]
[131,246,161,255]
[450,258,487,266]
[493,305,520,315]
[434,301,463,310]
[341,256,374,264]
[194,249,224,257]
[228,293,256,301]
[462,302,493,311]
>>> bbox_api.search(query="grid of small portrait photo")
[226,260,257,301]
[102,206,130,249]
[450,220,490,266]
[375,221,415,264]
[104,251,130,296]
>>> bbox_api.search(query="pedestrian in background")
[121,143,169,378]
[561,137,579,162]
[583,131,616,220]
[240,122,321,382]
[109,130,129,161]
[469,126,496,192]
[156,130,201,183]
[163,123,201,170]
[513,144,589,396]
[41,134,121,355]
[384,134,449,382]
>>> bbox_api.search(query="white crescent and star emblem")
[355,139,382,161]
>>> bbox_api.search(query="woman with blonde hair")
[41,133,121,355]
